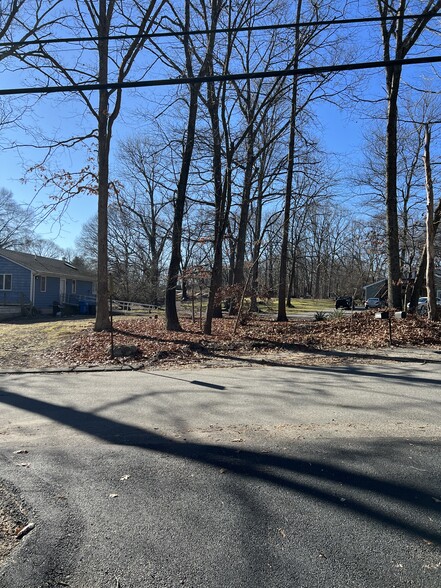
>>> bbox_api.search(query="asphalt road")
[0,362,440,588]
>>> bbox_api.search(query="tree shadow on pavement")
[0,386,440,546]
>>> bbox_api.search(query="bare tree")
[117,136,172,305]
[408,196,441,310]
[148,0,221,331]
[357,117,427,283]
[422,123,438,320]
[276,0,302,321]
[0,1,62,61]
[17,0,166,330]
[228,8,290,294]
[200,0,254,333]
[0,1,65,173]
[0,188,36,248]
[376,0,441,308]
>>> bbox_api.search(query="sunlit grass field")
[179,297,335,314]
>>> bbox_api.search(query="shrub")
[328,309,344,320]
[314,311,328,322]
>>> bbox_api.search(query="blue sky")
[0,88,365,251]
[1,2,439,253]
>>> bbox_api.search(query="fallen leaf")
[16,522,35,539]
[4,313,441,371]
[109,493,119,498]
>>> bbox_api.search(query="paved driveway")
[0,363,440,587]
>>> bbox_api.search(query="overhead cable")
[1,54,440,96]
[0,12,439,49]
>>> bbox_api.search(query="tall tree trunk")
[151,251,160,306]
[204,149,232,333]
[165,0,219,331]
[423,123,438,320]
[378,0,441,309]
[287,248,297,306]
[233,140,255,287]
[385,63,403,309]
[268,238,275,296]
[95,0,111,331]
[226,220,235,287]
[204,74,225,334]
[408,197,441,310]
[165,84,200,331]
[277,0,302,321]
[249,165,265,313]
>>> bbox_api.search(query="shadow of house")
[0,248,96,318]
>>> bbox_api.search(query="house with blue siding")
[0,248,96,316]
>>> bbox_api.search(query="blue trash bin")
[79,301,89,315]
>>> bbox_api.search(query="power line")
[0,12,439,49]
[1,54,440,97]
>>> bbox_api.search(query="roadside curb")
[352,346,441,363]
[0,363,146,376]
[0,346,441,376]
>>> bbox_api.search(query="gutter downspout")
[30,271,35,305]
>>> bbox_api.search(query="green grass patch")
[179,297,335,314]
[263,298,334,313]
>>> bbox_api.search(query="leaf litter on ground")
[50,313,441,369]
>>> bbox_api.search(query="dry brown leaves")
[52,311,441,368]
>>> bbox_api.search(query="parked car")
[364,297,386,309]
[407,296,427,311]
[407,296,441,309]
[413,296,441,315]
[335,296,354,310]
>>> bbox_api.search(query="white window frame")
[40,276,47,292]
[71,279,77,294]
[0,274,12,291]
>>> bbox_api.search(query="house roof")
[363,278,387,290]
[0,248,96,281]
[364,275,441,291]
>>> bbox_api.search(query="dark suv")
[335,296,354,310]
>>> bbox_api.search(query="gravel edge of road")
[0,480,30,564]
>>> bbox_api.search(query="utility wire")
[0,12,439,49]
[1,54,440,96]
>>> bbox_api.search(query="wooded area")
[1,0,441,330]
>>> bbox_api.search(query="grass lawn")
[264,298,334,313]
[179,297,334,315]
